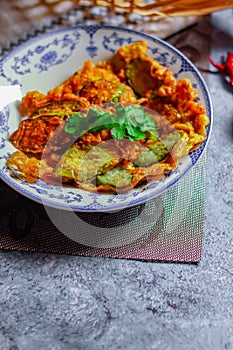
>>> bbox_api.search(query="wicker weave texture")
[15,0,233,17]
[85,0,233,16]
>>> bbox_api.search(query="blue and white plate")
[0,25,212,212]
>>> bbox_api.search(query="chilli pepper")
[208,51,233,86]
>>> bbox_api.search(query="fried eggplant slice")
[79,80,136,104]
[30,100,85,119]
[162,130,182,149]
[110,41,176,98]
[55,143,121,184]
[129,162,175,189]
[9,100,85,154]
[9,115,70,154]
[48,60,127,101]
[126,59,161,97]
[110,41,148,75]
[135,130,182,167]
[10,115,63,154]
[6,150,54,183]
[135,148,160,167]
[97,167,133,189]
[54,147,88,181]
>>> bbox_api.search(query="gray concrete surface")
[0,10,232,350]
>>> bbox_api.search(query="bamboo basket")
[78,0,233,17]
[15,0,233,18]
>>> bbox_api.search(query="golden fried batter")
[7,41,210,193]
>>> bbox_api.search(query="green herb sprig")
[65,104,158,142]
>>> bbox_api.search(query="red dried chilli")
[208,51,233,86]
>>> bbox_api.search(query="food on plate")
[7,41,210,194]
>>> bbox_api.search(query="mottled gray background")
[0,10,232,350]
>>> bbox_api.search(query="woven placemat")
[0,154,207,261]
[0,8,211,262]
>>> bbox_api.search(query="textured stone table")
[0,9,232,350]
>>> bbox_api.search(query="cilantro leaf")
[131,106,145,120]
[65,113,87,136]
[125,124,146,141]
[111,125,125,139]
[65,104,158,142]
[134,109,157,131]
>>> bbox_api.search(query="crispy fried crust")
[7,41,210,194]
[10,116,65,154]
